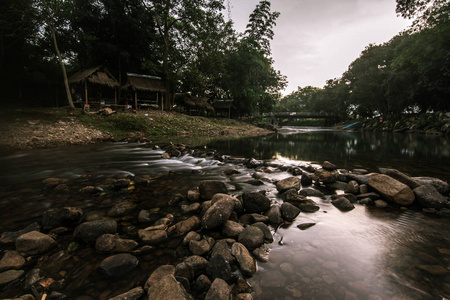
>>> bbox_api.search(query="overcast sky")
[226,0,412,95]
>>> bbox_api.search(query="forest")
[0,0,448,119]
[0,0,285,115]
[276,0,450,120]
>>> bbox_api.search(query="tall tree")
[396,0,449,29]
[37,0,75,108]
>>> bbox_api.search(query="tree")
[36,0,75,108]
[396,0,449,29]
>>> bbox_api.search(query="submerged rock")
[15,231,56,256]
[42,207,83,230]
[0,222,41,245]
[0,251,25,272]
[73,219,118,244]
[331,197,355,211]
[98,253,139,277]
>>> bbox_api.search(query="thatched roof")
[213,99,234,109]
[123,73,166,92]
[68,66,119,88]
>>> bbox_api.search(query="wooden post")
[114,88,117,107]
[84,80,88,104]
[161,93,164,111]
[134,90,138,111]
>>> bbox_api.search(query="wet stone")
[345,180,360,194]
[238,226,265,250]
[331,197,355,211]
[181,202,201,214]
[201,198,235,229]
[168,216,201,237]
[98,253,139,277]
[198,180,228,200]
[211,240,235,265]
[222,220,245,238]
[206,254,233,283]
[299,188,325,198]
[147,274,193,300]
[0,251,26,272]
[231,242,256,277]
[95,234,139,253]
[251,222,273,244]
[183,231,202,245]
[0,222,41,245]
[193,274,212,292]
[280,202,301,220]
[242,192,271,214]
[0,269,25,286]
[413,184,448,209]
[138,229,167,245]
[265,205,283,225]
[252,245,270,262]
[297,223,316,230]
[145,265,175,290]
[15,231,57,256]
[204,278,231,300]
[189,239,211,256]
[276,176,300,193]
[107,201,137,217]
[42,207,83,230]
[73,219,118,244]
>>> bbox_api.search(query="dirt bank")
[0,107,273,152]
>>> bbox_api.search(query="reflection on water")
[208,127,450,179]
[0,129,449,299]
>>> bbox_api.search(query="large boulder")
[242,192,271,213]
[276,177,300,193]
[15,231,56,256]
[147,274,194,300]
[73,220,118,244]
[231,242,257,277]
[379,168,421,190]
[42,207,83,230]
[199,180,228,200]
[201,198,235,229]
[98,253,138,277]
[368,174,415,206]
[413,184,448,209]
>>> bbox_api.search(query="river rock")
[0,270,24,286]
[189,239,211,256]
[232,242,256,276]
[138,229,167,245]
[15,231,56,256]
[251,222,273,243]
[168,216,201,236]
[248,213,270,223]
[181,202,201,214]
[108,286,144,300]
[145,265,175,289]
[188,190,201,202]
[0,251,25,272]
[322,161,337,171]
[245,158,263,168]
[368,174,415,205]
[199,180,228,200]
[242,192,271,213]
[356,192,380,201]
[413,184,448,209]
[211,240,235,264]
[238,226,265,250]
[98,253,138,277]
[138,210,158,223]
[147,274,193,300]
[301,172,313,186]
[184,255,209,277]
[265,205,283,225]
[346,174,370,185]
[183,231,201,245]
[74,219,118,244]
[193,274,212,292]
[201,198,235,229]
[223,220,245,238]
[212,193,244,215]
[345,180,360,194]
[253,244,270,262]
[299,188,325,198]
[276,177,300,193]
[206,254,233,282]
[331,197,355,211]
[297,222,316,230]
[107,201,137,217]
[280,202,300,220]
[413,177,450,195]
[204,278,231,300]
[379,168,421,190]
[0,222,41,245]
[235,293,253,300]
[374,200,389,208]
[42,207,83,230]
[95,234,139,253]
[314,169,339,183]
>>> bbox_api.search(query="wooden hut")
[212,99,234,118]
[122,73,167,111]
[68,66,119,108]
[175,93,214,115]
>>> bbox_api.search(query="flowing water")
[0,127,449,299]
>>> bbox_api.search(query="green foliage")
[396,0,449,29]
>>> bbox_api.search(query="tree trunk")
[50,24,75,109]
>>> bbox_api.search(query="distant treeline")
[277,0,450,119]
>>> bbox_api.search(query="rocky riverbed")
[0,143,449,299]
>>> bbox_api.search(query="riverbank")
[340,111,450,135]
[0,107,273,152]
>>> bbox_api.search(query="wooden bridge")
[263,111,339,126]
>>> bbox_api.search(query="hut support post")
[134,90,138,111]
[115,89,117,107]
